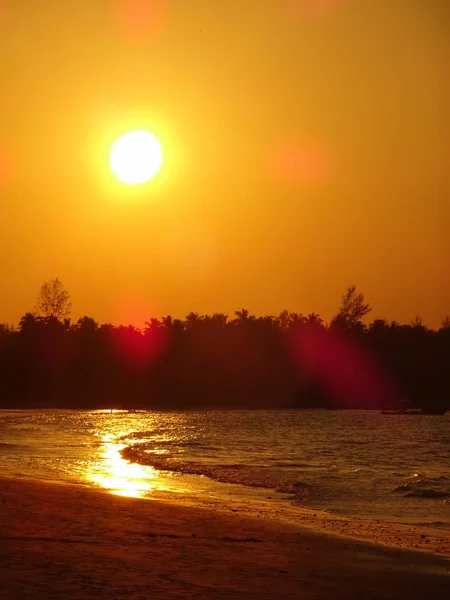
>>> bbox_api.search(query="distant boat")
[381,401,447,415]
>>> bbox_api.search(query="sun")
[110,130,162,185]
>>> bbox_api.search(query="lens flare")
[271,141,332,185]
[289,324,400,409]
[111,296,169,365]
[115,0,167,39]
[288,0,350,17]
[0,146,16,189]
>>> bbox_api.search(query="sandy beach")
[1,477,449,599]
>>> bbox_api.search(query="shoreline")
[4,470,450,560]
[196,493,450,558]
[1,476,449,599]
[117,447,450,556]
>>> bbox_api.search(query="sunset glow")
[2,2,450,598]
[0,1,448,329]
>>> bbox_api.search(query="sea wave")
[0,442,29,449]
[391,483,414,493]
[121,445,309,495]
[391,474,449,499]
[275,481,308,494]
[271,462,319,469]
[120,434,218,452]
[405,489,449,499]
[119,430,168,440]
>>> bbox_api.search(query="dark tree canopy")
[0,284,448,411]
[440,316,450,331]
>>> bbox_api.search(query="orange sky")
[0,0,449,328]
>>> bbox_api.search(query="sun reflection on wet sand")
[87,433,169,498]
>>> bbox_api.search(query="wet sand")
[1,477,449,599]
[214,495,450,558]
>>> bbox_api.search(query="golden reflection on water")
[86,432,168,499]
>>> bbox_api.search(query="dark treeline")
[0,281,449,410]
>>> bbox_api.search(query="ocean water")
[1,409,449,528]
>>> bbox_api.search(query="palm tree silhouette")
[305,313,323,327]
[288,312,306,327]
[185,312,202,328]
[233,308,255,325]
[144,318,161,334]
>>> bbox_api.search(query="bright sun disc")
[110,130,162,185]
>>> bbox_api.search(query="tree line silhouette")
[0,279,449,410]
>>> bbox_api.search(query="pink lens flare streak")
[114,0,167,39]
[288,0,351,17]
[271,141,333,185]
[0,145,16,189]
[289,324,401,409]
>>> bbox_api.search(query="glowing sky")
[0,0,448,327]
